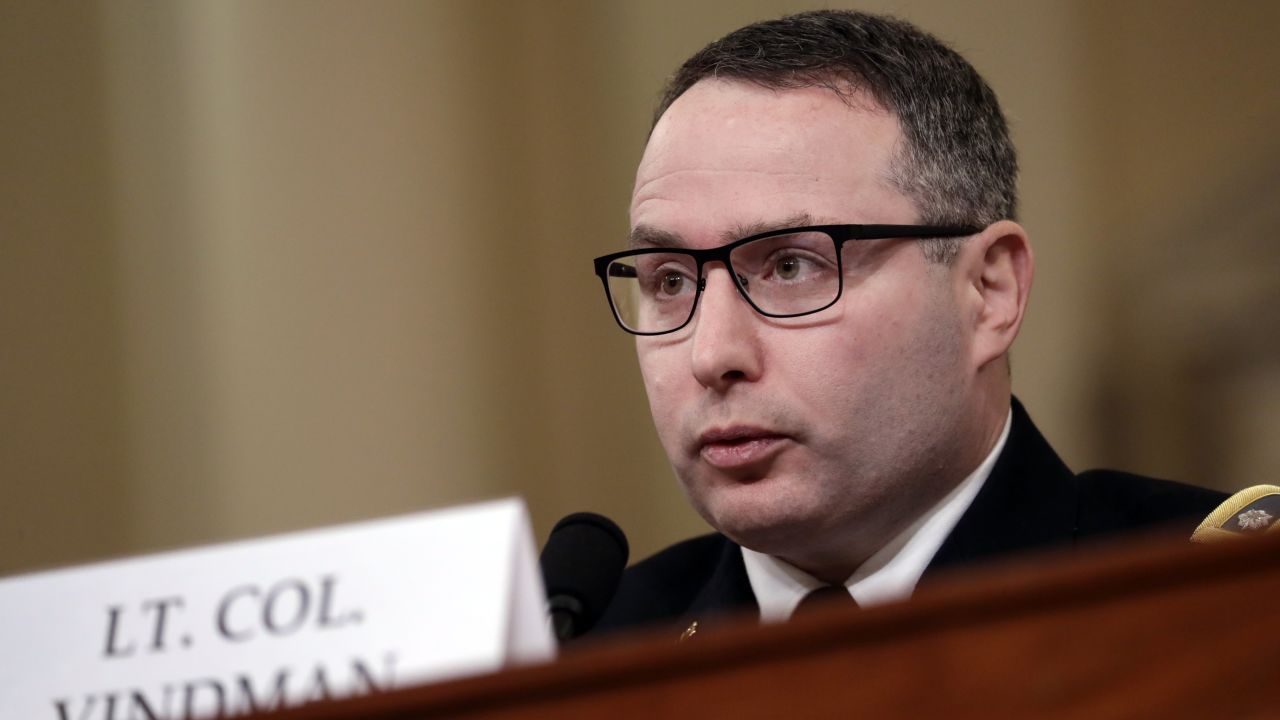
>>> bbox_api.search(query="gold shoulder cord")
[1191,485,1280,543]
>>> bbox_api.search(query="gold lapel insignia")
[679,620,699,642]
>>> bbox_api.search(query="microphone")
[540,512,629,642]
[1191,485,1280,543]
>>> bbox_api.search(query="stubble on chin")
[675,451,830,552]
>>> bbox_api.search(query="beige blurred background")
[3,0,1278,576]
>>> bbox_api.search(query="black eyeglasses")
[592,224,979,336]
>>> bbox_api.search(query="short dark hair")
[654,10,1017,263]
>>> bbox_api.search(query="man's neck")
[779,393,1013,583]
[743,407,1014,612]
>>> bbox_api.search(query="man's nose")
[689,265,763,391]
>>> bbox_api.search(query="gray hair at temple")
[654,10,1018,263]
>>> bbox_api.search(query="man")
[588,10,1223,636]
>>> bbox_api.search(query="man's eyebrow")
[628,212,825,250]
[721,212,818,243]
[628,224,685,249]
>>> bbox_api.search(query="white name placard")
[0,497,555,719]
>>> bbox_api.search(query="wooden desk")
[259,530,1280,718]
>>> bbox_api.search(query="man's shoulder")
[592,532,752,636]
[923,400,1229,575]
[1073,468,1227,538]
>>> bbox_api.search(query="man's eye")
[775,255,802,280]
[764,251,825,282]
[661,272,687,295]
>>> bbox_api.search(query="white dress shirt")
[742,410,1013,622]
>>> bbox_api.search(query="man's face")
[630,80,978,575]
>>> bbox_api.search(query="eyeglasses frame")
[592,223,981,336]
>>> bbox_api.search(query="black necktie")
[793,585,858,617]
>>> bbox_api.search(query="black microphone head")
[540,512,629,640]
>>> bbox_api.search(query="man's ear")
[958,220,1034,370]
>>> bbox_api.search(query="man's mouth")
[697,427,790,470]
